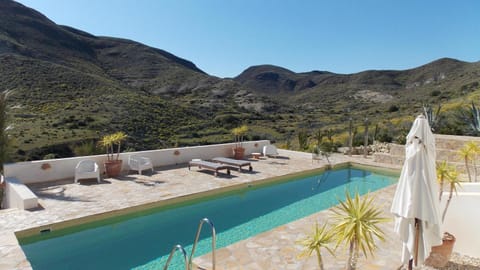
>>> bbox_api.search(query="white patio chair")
[74,160,101,183]
[263,145,279,158]
[128,155,154,175]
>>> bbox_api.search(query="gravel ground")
[415,253,480,270]
[440,253,480,270]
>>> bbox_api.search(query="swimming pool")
[19,166,397,270]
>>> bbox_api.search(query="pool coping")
[16,161,401,241]
[16,162,347,240]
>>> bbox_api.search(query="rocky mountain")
[1,0,479,161]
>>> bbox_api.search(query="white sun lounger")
[188,159,231,177]
[212,157,252,172]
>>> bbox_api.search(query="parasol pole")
[414,218,420,266]
[408,218,421,270]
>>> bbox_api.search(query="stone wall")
[373,134,480,175]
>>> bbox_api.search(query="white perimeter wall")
[4,140,271,184]
[441,183,480,257]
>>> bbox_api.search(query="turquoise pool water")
[20,167,397,270]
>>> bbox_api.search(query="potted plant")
[425,163,461,267]
[99,131,127,177]
[231,125,248,160]
[330,191,388,270]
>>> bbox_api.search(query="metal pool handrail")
[163,244,188,270]
[189,217,216,270]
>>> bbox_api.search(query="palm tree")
[330,191,388,270]
[442,168,461,222]
[436,161,451,202]
[458,144,473,182]
[297,222,335,270]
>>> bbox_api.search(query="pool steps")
[164,217,217,270]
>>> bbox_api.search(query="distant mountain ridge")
[1,0,480,160]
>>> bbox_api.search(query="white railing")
[4,140,271,184]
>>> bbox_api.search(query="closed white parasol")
[391,115,443,268]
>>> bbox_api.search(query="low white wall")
[4,140,270,184]
[457,182,480,193]
[4,177,38,210]
[441,183,480,257]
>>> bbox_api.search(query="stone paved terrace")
[0,149,456,270]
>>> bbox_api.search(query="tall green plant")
[231,125,248,148]
[0,90,10,170]
[314,129,323,147]
[457,142,479,182]
[442,168,461,222]
[0,90,11,209]
[436,161,451,202]
[297,222,335,270]
[331,191,388,270]
[467,141,480,182]
[363,117,369,158]
[298,129,309,151]
[99,132,127,161]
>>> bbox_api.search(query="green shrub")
[72,141,100,156]
[43,153,57,160]
[387,105,399,112]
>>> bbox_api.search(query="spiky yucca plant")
[297,222,335,270]
[99,131,127,161]
[466,141,480,182]
[442,168,461,222]
[330,191,388,270]
[458,141,479,182]
[437,161,451,201]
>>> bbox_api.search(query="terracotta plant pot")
[425,232,456,268]
[233,147,245,160]
[104,160,123,177]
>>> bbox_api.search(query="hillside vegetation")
[1,0,480,161]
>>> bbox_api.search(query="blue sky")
[16,0,480,78]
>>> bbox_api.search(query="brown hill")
[1,0,480,160]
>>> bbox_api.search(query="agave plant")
[423,103,442,131]
[330,191,388,270]
[442,168,462,222]
[297,222,335,270]
[460,102,480,135]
